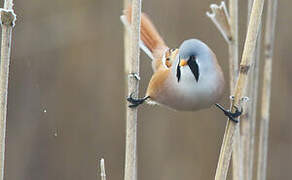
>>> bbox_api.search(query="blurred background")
[2,0,290,179]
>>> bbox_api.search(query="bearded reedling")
[123,8,242,122]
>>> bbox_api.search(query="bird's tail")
[124,7,166,54]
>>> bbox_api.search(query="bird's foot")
[215,103,242,123]
[127,93,150,108]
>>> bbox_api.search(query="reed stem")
[257,0,277,179]
[0,1,16,179]
[215,0,265,179]
[240,1,262,179]
[228,0,239,91]
[100,158,106,180]
[227,1,243,180]
[124,0,131,74]
[124,1,142,180]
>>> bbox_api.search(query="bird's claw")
[215,103,243,123]
[223,106,242,123]
[127,93,150,108]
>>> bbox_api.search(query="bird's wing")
[146,68,171,100]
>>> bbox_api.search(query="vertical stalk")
[228,0,239,91]
[100,158,106,180]
[124,0,131,74]
[257,0,277,179]
[215,0,265,179]
[228,1,242,180]
[248,24,261,180]
[0,0,15,179]
[240,0,262,179]
[124,1,142,180]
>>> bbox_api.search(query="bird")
[123,7,242,122]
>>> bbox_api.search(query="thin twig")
[0,1,16,179]
[206,2,232,43]
[257,0,277,180]
[214,0,265,179]
[124,1,142,180]
[100,158,106,180]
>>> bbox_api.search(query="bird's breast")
[151,68,224,111]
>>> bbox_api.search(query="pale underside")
[146,48,225,111]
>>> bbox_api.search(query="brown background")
[3,0,290,179]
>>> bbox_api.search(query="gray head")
[175,39,214,83]
[179,39,210,59]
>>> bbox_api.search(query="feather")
[120,15,154,60]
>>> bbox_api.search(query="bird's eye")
[170,48,175,52]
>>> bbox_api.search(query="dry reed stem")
[257,0,277,179]
[206,2,241,179]
[124,0,130,73]
[240,34,261,180]
[241,28,261,180]
[124,1,142,180]
[248,22,262,180]
[228,0,239,91]
[247,24,261,180]
[227,1,242,180]
[240,1,262,179]
[214,0,265,179]
[100,158,106,180]
[0,1,16,179]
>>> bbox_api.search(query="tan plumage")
[124,7,229,112]
[125,7,177,103]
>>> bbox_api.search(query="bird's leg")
[127,93,150,108]
[215,103,242,123]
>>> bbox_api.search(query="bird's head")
[175,39,214,83]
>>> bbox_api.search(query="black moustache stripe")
[187,55,200,82]
[176,60,181,82]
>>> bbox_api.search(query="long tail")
[124,7,166,54]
